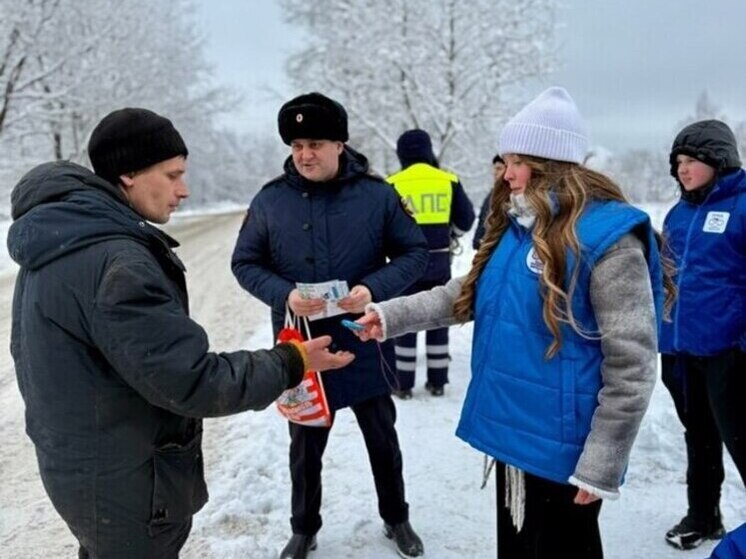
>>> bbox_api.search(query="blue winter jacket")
[232,147,429,409]
[456,201,663,485]
[660,169,746,355]
[709,522,746,559]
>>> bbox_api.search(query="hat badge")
[296,113,303,123]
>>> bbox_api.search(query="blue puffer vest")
[659,169,746,355]
[456,201,663,484]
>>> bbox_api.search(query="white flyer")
[296,280,350,321]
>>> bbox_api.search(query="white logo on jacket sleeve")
[526,247,544,274]
[703,211,730,233]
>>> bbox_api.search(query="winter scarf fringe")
[483,457,526,533]
[505,464,526,532]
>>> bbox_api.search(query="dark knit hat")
[396,129,438,168]
[278,92,348,145]
[88,108,188,186]
[669,119,742,179]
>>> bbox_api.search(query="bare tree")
[0,0,246,212]
[0,0,64,139]
[602,90,746,204]
[674,90,728,134]
[280,0,558,184]
[734,121,746,163]
[606,148,676,203]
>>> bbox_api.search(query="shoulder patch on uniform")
[400,196,415,218]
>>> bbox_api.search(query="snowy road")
[0,211,743,558]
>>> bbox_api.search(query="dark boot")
[384,521,424,557]
[392,388,413,400]
[425,382,444,397]
[280,533,317,559]
[665,510,725,550]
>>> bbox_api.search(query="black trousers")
[662,350,746,522]
[496,462,603,559]
[75,520,190,559]
[288,393,409,535]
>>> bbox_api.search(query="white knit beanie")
[499,87,589,164]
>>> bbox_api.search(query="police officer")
[232,93,428,558]
[386,129,475,398]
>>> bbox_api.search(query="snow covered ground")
[0,205,743,558]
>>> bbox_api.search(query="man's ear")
[335,141,344,155]
[119,173,135,188]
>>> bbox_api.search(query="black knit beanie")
[396,129,438,168]
[278,92,348,145]
[88,108,188,186]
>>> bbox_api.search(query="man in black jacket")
[8,108,353,559]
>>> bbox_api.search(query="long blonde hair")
[453,155,676,358]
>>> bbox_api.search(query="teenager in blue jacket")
[231,93,428,559]
[353,87,674,558]
[660,119,746,551]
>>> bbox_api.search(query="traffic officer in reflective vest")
[385,129,475,398]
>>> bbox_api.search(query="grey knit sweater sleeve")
[569,233,658,499]
[366,276,466,339]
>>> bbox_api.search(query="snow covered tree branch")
[0,0,261,212]
[281,0,558,185]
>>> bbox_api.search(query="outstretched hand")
[349,311,384,342]
[302,335,355,371]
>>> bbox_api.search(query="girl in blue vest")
[352,87,674,558]
[660,119,746,551]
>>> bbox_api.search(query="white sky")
[193,0,746,154]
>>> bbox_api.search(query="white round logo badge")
[526,247,544,274]
[296,113,304,123]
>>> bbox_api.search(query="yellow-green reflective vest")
[386,163,457,225]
